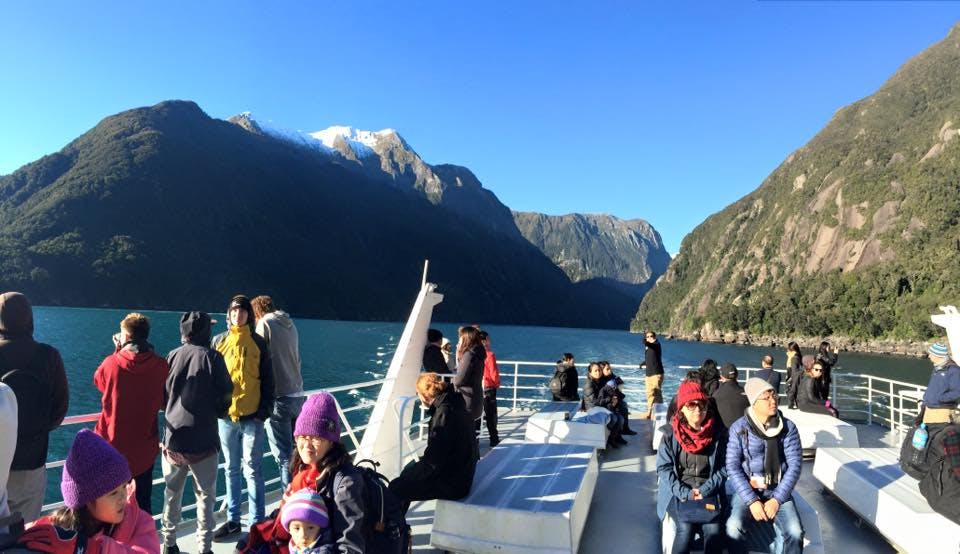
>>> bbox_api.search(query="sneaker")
[489,438,501,448]
[212,520,242,541]
[165,546,180,554]
[622,428,638,435]
[614,436,628,445]
[607,440,621,449]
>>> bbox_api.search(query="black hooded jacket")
[164,312,233,455]
[552,361,580,401]
[0,292,69,470]
[389,388,478,502]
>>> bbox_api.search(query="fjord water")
[34,305,930,507]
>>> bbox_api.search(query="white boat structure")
[39,281,960,553]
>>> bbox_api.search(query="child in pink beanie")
[279,489,330,554]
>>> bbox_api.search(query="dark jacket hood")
[180,311,213,347]
[0,292,33,337]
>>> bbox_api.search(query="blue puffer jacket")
[923,362,960,407]
[656,424,728,520]
[725,411,802,506]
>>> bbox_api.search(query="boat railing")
[39,360,926,522]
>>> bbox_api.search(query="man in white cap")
[922,342,960,424]
[725,378,803,554]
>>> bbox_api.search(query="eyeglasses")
[683,401,705,411]
[756,392,778,402]
[296,435,326,446]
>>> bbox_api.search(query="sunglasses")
[683,401,706,411]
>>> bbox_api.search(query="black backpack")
[347,459,411,554]
[549,369,563,396]
[918,424,960,525]
[0,346,53,447]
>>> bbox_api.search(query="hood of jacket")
[263,310,294,329]
[113,347,161,373]
[180,311,213,347]
[0,292,33,337]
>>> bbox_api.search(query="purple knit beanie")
[280,489,330,532]
[294,392,340,443]
[61,429,131,509]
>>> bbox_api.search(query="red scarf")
[671,411,715,454]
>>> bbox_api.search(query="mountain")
[513,212,670,301]
[0,100,639,328]
[635,23,960,342]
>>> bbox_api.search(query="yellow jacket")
[213,325,274,421]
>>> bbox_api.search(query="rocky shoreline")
[666,330,933,358]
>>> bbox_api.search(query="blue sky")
[2,2,959,253]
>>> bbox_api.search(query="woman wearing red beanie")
[656,382,728,553]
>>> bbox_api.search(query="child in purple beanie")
[279,489,330,554]
[18,429,160,554]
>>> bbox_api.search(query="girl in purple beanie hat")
[18,429,160,554]
[267,392,366,552]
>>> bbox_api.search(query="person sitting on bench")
[922,342,960,424]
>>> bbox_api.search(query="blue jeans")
[671,518,724,553]
[218,418,266,526]
[264,395,305,490]
[726,493,803,554]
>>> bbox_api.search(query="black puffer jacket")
[711,380,749,430]
[581,377,603,410]
[798,374,833,416]
[553,361,580,401]
[0,292,69,470]
[453,344,486,420]
[389,389,478,502]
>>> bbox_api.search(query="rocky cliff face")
[513,212,670,300]
[636,23,960,342]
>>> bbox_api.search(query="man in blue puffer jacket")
[725,378,804,553]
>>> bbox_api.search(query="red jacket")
[94,347,169,476]
[483,350,501,389]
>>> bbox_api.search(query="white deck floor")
[187,409,901,554]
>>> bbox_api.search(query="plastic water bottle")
[911,423,929,465]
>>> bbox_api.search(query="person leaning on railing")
[922,342,960,424]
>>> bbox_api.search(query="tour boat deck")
[189,408,901,554]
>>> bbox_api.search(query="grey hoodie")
[255,310,303,397]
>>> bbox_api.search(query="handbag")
[671,495,722,524]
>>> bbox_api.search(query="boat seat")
[660,492,824,554]
[431,439,598,554]
[779,408,859,452]
[813,446,960,552]
[524,401,609,449]
[651,402,667,451]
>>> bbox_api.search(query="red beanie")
[677,381,708,406]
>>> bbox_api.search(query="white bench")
[431,439,599,554]
[779,408,859,452]
[660,492,824,554]
[651,402,667,451]
[813,446,960,552]
[524,401,609,449]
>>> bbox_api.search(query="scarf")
[745,407,784,486]
[671,411,715,454]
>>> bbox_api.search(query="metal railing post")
[889,381,895,430]
[512,362,519,410]
[867,376,873,425]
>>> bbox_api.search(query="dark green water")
[29,305,933,510]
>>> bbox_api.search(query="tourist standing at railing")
[252,295,306,491]
[212,295,275,539]
[282,392,366,553]
[390,373,478,509]
[452,326,485,439]
[94,313,169,514]
[640,331,664,419]
[712,363,749,430]
[0,382,17,533]
[0,291,69,523]
[755,355,781,397]
[725,379,804,554]
[657,381,728,553]
[922,342,960,424]
[161,311,233,554]
[19,429,160,554]
[785,342,802,410]
[422,329,450,374]
[699,359,720,396]
[551,353,579,402]
[440,338,456,373]
[478,331,501,447]
[815,341,839,400]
